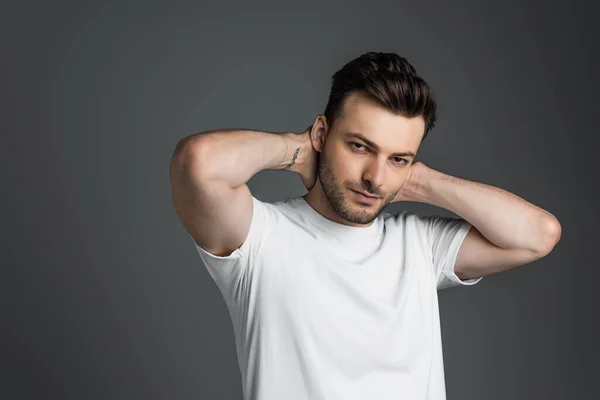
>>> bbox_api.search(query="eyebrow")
[344,132,416,158]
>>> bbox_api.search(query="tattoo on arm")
[285,147,300,169]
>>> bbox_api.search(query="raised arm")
[169,126,314,257]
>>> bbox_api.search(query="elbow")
[536,216,562,256]
[170,135,215,180]
[546,216,562,247]
[173,134,211,164]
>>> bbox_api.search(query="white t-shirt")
[189,194,482,400]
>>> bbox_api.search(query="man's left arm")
[395,162,562,281]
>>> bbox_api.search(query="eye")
[393,157,408,165]
[351,142,368,151]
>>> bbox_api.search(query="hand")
[392,161,429,203]
[286,124,319,191]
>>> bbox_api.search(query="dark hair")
[323,52,437,141]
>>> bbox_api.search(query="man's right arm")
[169,128,312,257]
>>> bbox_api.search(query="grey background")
[2,0,598,399]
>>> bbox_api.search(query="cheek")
[344,164,365,184]
[329,153,357,176]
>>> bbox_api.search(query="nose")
[362,157,386,192]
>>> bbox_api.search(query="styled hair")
[323,52,437,141]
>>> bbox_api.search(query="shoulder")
[385,209,426,229]
[384,209,467,247]
[249,195,307,239]
[257,195,296,221]
[386,209,462,229]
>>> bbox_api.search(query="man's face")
[317,92,425,225]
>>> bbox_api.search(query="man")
[169,52,561,400]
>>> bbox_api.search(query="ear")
[311,114,328,153]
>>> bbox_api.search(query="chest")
[248,228,439,372]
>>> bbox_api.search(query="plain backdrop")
[2,0,598,399]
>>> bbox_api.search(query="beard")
[317,143,396,225]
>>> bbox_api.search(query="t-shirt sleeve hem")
[437,221,483,290]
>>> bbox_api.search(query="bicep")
[170,146,254,258]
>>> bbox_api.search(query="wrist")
[277,133,302,170]
[401,163,434,203]
[411,167,449,206]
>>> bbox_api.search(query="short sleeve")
[188,195,271,301]
[422,214,483,290]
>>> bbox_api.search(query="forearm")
[415,168,561,253]
[176,129,298,189]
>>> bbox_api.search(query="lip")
[352,189,380,198]
[350,189,380,203]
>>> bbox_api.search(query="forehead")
[334,92,425,150]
